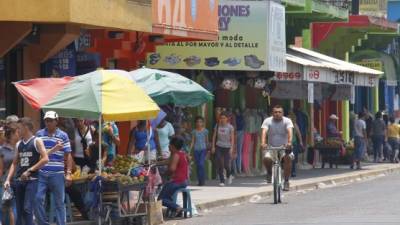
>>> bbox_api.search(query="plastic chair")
[49,193,73,222]
[169,188,193,218]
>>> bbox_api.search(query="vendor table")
[315,147,352,168]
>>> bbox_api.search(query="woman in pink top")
[157,136,189,217]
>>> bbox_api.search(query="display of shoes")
[164,54,181,65]
[244,55,264,69]
[205,57,220,67]
[149,53,161,65]
[183,55,201,67]
[223,57,241,67]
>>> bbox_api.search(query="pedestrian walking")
[212,111,235,186]
[387,117,399,163]
[0,122,19,225]
[288,113,303,177]
[370,111,387,162]
[35,111,73,225]
[72,119,92,168]
[352,112,367,169]
[127,120,159,162]
[190,116,209,186]
[156,119,175,159]
[4,117,49,225]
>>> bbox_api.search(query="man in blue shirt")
[35,111,73,225]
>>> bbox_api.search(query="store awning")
[274,46,383,87]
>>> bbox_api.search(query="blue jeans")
[194,149,207,185]
[13,179,38,225]
[372,135,384,161]
[35,172,66,225]
[354,136,365,161]
[157,181,187,210]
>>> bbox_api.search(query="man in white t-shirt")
[353,112,367,169]
[261,105,294,191]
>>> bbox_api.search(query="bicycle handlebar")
[264,146,287,151]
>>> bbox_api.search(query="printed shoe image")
[205,57,220,67]
[184,55,201,67]
[149,53,161,65]
[164,54,181,65]
[223,57,241,67]
[244,55,264,69]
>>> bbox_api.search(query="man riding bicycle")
[261,105,294,191]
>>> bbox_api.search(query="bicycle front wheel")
[273,164,281,204]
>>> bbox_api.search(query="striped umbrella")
[13,69,160,121]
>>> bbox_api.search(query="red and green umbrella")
[14,69,160,121]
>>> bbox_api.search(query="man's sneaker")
[266,174,272,184]
[219,182,225,187]
[227,176,234,185]
[283,181,290,191]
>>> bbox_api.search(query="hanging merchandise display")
[221,78,239,91]
[253,78,267,89]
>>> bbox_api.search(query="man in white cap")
[327,114,341,138]
[35,111,72,225]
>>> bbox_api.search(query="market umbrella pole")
[98,116,102,225]
[147,120,151,165]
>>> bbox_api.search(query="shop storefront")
[0,0,153,126]
[272,47,382,161]
[147,0,287,174]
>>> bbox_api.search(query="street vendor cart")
[314,138,352,168]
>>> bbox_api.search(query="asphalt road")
[171,172,400,225]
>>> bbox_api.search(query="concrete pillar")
[22,47,41,131]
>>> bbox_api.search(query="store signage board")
[152,0,218,40]
[359,0,387,18]
[147,0,286,71]
[303,67,378,87]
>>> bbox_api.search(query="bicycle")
[265,146,286,204]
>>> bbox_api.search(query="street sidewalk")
[187,163,400,212]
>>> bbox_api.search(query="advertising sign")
[43,44,76,77]
[148,0,286,71]
[153,0,219,40]
[303,67,378,87]
[354,60,383,71]
[359,0,387,18]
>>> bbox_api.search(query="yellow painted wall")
[0,0,151,32]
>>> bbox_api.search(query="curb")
[195,165,400,212]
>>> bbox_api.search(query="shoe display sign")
[147,0,286,72]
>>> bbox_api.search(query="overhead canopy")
[274,46,383,87]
